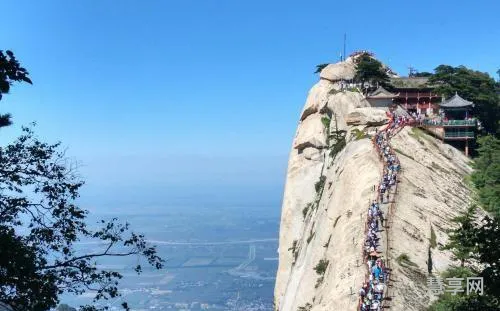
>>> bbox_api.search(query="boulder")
[345,107,388,126]
[319,57,356,82]
[299,80,335,121]
[294,114,328,151]
[325,92,370,132]
[302,147,323,161]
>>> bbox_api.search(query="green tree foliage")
[313,259,329,275]
[413,71,433,77]
[428,65,500,134]
[0,50,32,128]
[297,303,312,311]
[321,116,330,129]
[429,294,500,311]
[314,63,328,74]
[0,128,164,311]
[0,51,163,310]
[471,135,500,215]
[439,206,500,298]
[432,135,500,309]
[314,175,326,193]
[431,210,500,310]
[472,215,500,297]
[440,266,476,280]
[440,207,478,267]
[353,53,389,89]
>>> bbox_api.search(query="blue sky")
[0,0,498,208]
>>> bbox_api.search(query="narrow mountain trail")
[357,112,410,311]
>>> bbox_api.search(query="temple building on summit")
[421,93,476,156]
[390,77,441,115]
[365,77,478,156]
[366,77,442,114]
[439,93,475,119]
[365,86,398,109]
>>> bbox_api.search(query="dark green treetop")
[0,50,32,128]
[353,53,389,90]
[428,65,499,134]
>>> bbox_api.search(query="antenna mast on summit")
[343,33,347,61]
[408,66,417,77]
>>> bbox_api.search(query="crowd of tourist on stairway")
[358,113,409,311]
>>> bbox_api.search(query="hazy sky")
[0,0,498,208]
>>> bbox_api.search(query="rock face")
[274,60,473,311]
[319,57,356,82]
[345,107,389,126]
[300,79,336,121]
[294,114,329,151]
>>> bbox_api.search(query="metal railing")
[444,131,475,138]
[422,119,477,127]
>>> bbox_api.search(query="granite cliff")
[274,57,473,311]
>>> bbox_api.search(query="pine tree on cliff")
[0,50,164,311]
[471,135,500,215]
[440,205,500,294]
[353,53,389,92]
[441,207,478,267]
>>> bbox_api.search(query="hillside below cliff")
[274,58,473,311]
